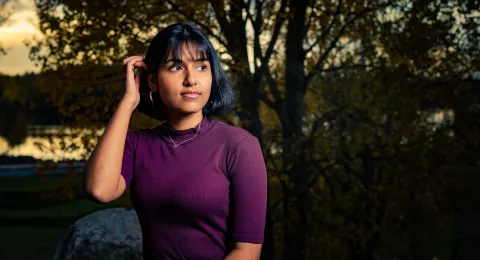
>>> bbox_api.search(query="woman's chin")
[170,106,205,115]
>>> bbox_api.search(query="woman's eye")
[169,65,181,71]
[197,65,207,71]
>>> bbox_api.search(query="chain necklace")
[167,117,203,148]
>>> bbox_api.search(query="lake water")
[0,125,104,161]
[0,125,94,176]
[0,162,85,177]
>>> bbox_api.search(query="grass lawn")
[0,174,128,260]
[0,227,67,260]
[0,174,83,192]
[0,198,123,219]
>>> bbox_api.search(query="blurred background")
[0,0,479,259]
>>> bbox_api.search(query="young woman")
[83,22,267,260]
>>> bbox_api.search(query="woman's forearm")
[83,98,136,203]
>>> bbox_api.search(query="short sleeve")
[121,131,138,191]
[228,135,267,244]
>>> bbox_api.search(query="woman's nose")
[183,69,197,86]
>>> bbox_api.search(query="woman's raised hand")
[121,56,147,111]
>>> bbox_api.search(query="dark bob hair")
[137,22,235,121]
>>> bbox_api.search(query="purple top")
[121,116,267,259]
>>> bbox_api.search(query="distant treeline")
[0,73,73,146]
[0,154,85,167]
[0,155,37,165]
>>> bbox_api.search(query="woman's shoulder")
[126,126,160,143]
[211,119,259,147]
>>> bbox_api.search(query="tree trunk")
[282,0,308,259]
[237,77,264,144]
[261,207,275,260]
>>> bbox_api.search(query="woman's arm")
[225,135,267,259]
[83,99,136,203]
[83,56,145,203]
[224,242,262,260]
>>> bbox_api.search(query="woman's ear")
[148,74,158,92]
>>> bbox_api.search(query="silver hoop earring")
[150,90,157,118]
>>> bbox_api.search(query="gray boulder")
[53,207,142,260]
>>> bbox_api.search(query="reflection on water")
[0,161,85,176]
[0,125,104,162]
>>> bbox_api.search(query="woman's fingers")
[133,61,147,70]
[123,56,143,66]
[125,57,144,82]
[125,56,143,80]
[122,56,147,98]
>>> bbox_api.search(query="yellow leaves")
[259,98,279,127]
[317,176,326,189]
[279,173,289,182]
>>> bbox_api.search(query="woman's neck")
[166,111,204,130]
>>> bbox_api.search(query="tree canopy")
[30,0,480,259]
[0,0,14,56]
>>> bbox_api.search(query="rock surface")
[53,207,142,260]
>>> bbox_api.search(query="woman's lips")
[181,91,200,98]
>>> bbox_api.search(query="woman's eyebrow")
[192,57,208,62]
[164,57,208,64]
[164,58,182,64]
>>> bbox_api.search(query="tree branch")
[264,65,283,110]
[263,0,277,32]
[252,0,264,72]
[304,0,342,55]
[304,0,318,33]
[259,92,277,111]
[164,0,228,47]
[263,0,287,65]
[209,0,231,35]
[319,64,371,73]
[241,0,255,26]
[305,1,395,83]
[253,0,288,113]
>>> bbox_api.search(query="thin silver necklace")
[167,117,203,148]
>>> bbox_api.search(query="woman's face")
[150,43,212,117]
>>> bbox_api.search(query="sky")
[0,0,42,75]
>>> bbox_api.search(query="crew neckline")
[155,116,216,145]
